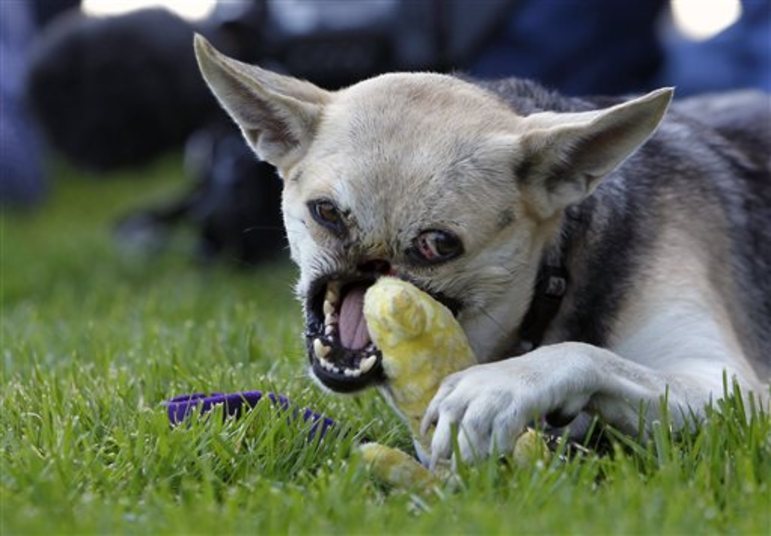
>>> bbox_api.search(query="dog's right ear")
[194,34,330,172]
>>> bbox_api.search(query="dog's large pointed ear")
[194,34,330,172]
[516,88,673,218]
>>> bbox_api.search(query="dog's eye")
[308,199,345,235]
[410,230,463,264]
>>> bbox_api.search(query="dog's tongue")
[339,284,371,350]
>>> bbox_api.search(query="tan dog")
[194,35,770,464]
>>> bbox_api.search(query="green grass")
[2,156,769,535]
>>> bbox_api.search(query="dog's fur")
[194,35,770,465]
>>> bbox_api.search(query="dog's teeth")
[359,354,377,373]
[313,338,331,359]
[325,284,339,305]
[319,356,334,371]
[324,313,338,326]
[324,324,336,336]
[343,368,362,378]
[323,300,335,316]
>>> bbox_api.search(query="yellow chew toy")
[364,277,476,450]
[358,277,546,491]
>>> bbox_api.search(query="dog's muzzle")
[305,277,385,392]
[305,275,463,393]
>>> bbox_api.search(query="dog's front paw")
[420,361,532,466]
[421,349,596,467]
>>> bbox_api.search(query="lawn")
[1,156,769,535]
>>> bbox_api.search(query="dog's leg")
[421,342,762,467]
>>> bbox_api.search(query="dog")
[193,35,770,466]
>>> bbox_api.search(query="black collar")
[514,251,569,353]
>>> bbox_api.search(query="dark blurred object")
[115,124,284,265]
[471,0,668,95]
[215,0,515,84]
[32,0,80,27]
[471,0,771,97]
[1,0,46,207]
[27,8,216,172]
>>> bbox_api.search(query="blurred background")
[3,0,770,267]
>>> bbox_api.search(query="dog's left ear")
[517,88,673,218]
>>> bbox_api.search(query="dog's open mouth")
[305,277,384,392]
[305,275,463,392]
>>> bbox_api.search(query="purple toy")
[164,391,335,440]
